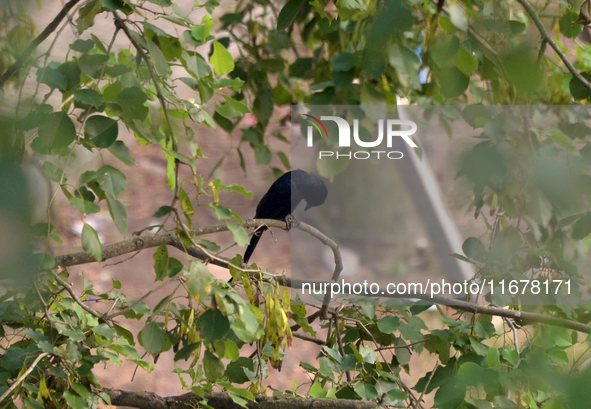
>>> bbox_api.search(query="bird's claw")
[284,215,301,231]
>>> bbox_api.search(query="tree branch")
[516,0,591,93]
[54,219,289,269]
[0,0,82,88]
[52,220,591,334]
[104,389,380,409]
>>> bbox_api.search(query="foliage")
[2,0,591,409]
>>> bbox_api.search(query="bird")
[243,169,328,264]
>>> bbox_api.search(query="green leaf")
[502,348,519,366]
[146,37,171,78]
[139,322,165,355]
[560,11,583,38]
[548,349,569,365]
[573,212,591,240]
[224,339,240,362]
[546,129,576,152]
[486,347,500,367]
[474,320,495,339]
[461,105,492,128]
[174,342,201,362]
[203,349,225,382]
[147,0,172,6]
[167,257,183,277]
[210,204,232,219]
[38,112,77,150]
[252,91,273,125]
[457,362,498,388]
[77,0,102,34]
[354,382,379,400]
[58,62,82,90]
[196,309,231,343]
[276,152,291,170]
[469,336,488,356]
[216,102,242,118]
[377,316,400,334]
[81,223,103,261]
[231,305,264,343]
[226,184,252,199]
[191,15,214,42]
[108,141,137,166]
[277,0,306,30]
[569,72,591,100]
[448,2,468,31]
[43,162,64,183]
[94,323,117,340]
[221,94,250,113]
[71,38,95,53]
[185,261,214,302]
[74,88,103,107]
[227,221,249,247]
[114,323,135,345]
[309,382,327,398]
[388,44,421,87]
[501,45,543,95]
[226,357,254,385]
[69,197,100,214]
[85,115,118,148]
[210,40,235,76]
[153,244,169,281]
[153,206,172,217]
[78,53,108,78]
[115,87,149,120]
[433,379,465,409]
[462,237,486,262]
[100,165,128,197]
[63,391,89,409]
[452,47,478,77]
[331,52,357,72]
[179,187,195,217]
[437,66,469,99]
[430,35,460,66]
[182,51,211,79]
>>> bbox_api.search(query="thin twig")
[516,0,591,94]
[333,311,351,382]
[292,333,325,345]
[51,268,104,320]
[0,353,48,403]
[0,0,82,87]
[34,282,54,343]
[104,277,177,320]
[415,361,438,409]
[376,338,430,351]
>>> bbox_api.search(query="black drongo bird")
[243,170,328,264]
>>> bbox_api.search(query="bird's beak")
[305,203,313,211]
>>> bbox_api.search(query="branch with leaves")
[50,219,591,335]
[105,389,380,409]
[516,0,591,93]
